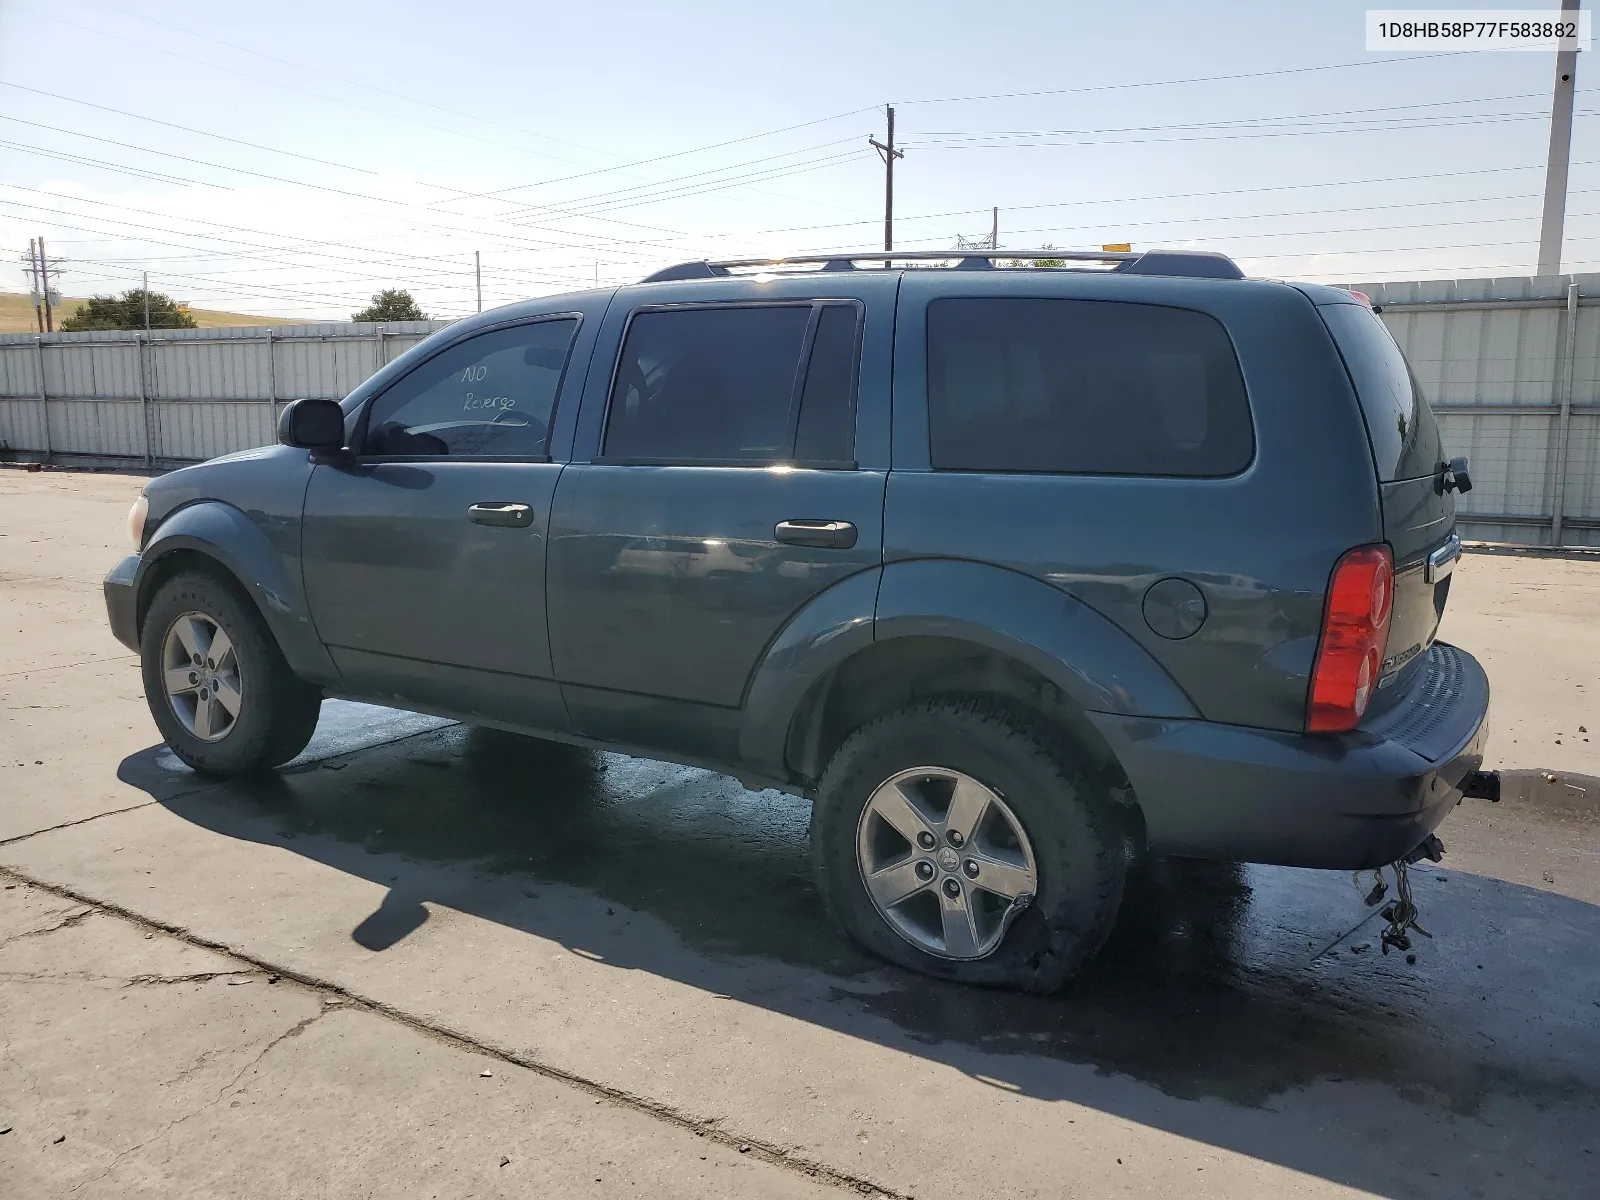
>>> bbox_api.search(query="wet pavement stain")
[121,713,1600,1118]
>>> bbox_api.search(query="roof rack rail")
[639,248,1243,283]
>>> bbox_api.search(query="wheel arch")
[134,501,337,684]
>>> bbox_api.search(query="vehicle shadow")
[119,717,1600,1199]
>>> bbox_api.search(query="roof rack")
[640,248,1243,283]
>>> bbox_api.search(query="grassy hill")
[0,291,313,333]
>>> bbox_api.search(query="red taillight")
[1308,544,1394,733]
[1348,289,1375,310]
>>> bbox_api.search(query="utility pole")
[475,251,482,313]
[991,207,998,250]
[1538,0,1582,276]
[38,236,54,332]
[142,272,151,331]
[868,105,904,263]
[25,239,43,333]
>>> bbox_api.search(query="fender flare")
[871,559,1197,720]
[134,501,337,683]
[739,569,881,779]
[738,559,1197,784]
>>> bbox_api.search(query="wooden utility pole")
[1538,0,1582,275]
[868,106,904,263]
[991,206,998,250]
[26,239,43,333]
[38,236,54,332]
[143,271,151,331]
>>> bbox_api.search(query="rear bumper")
[1089,643,1490,870]
[104,554,141,653]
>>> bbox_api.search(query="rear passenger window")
[604,303,859,464]
[794,304,860,463]
[925,298,1253,476]
[1319,301,1443,482]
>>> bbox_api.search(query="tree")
[60,289,197,331]
[1008,243,1066,269]
[352,289,427,322]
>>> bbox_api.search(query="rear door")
[546,275,894,762]
[1317,300,1455,701]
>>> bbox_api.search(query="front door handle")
[467,502,534,528]
[774,519,857,549]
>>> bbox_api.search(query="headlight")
[127,494,149,550]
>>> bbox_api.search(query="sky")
[0,0,1595,319]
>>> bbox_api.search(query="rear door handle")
[774,519,857,549]
[467,502,534,528]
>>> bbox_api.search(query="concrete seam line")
[0,864,907,1200]
[0,801,161,849]
[0,654,137,680]
[0,723,457,850]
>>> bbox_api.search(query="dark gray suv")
[104,248,1492,991]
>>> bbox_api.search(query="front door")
[302,316,582,730]
[547,295,886,761]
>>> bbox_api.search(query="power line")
[0,137,675,264]
[505,150,871,225]
[736,158,1599,239]
[903,89,1554,136]
[75,0,621,162]
[897,52,1466,106]
[0,115,866,259]
[20,4,878,222]
[0,195,599,291]
[0,196,598,292]
[493,138,864,223]
[444,110,881,207]
[904,110,1598,151]
[889,194,1600,249]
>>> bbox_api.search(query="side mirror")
[277,398,346,452]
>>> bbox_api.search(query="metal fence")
[3,277,1600,546]
[1352,273,1600,547]
[0,320,448,469]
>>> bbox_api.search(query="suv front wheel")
[140,569,322,776]
[811,698,1125,993]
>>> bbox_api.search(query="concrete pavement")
[2,467,1598,1199]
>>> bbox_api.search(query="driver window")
[363,318,578,457]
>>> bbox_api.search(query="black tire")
[140,569,322,776]
[811,697,1125,993]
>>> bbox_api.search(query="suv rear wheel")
[140,569,322,776]
[811,697,1125,992]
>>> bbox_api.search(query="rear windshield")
[1319,301,1443,482]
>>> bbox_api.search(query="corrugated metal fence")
[0,320,448,468]
[3,278,1599,546]
[1353,273,1600,547]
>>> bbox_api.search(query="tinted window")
[794,304,860,463]
[1320,301,1443,482]
[926,298,1253,476]
[363,319,576,457]
[604,306,811,462]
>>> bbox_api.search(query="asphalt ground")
[2,467,1598,1199]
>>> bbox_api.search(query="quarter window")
[925,298,1253,477]
[603,303,860,464]
[362,318,578,457]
